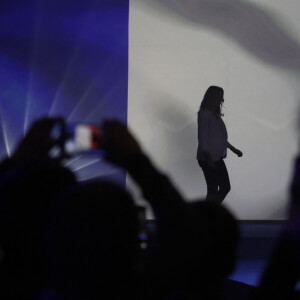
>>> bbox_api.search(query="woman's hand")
[233,148,243,157]
[227,142,243,157]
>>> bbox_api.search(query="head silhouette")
[0,158,77,299]
[172,200,239,299]
[200,85,224,117]
[44,181,140,299]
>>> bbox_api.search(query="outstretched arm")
[102,120,189,242]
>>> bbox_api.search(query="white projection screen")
[127,0,300,220]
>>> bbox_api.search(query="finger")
[27,117,65,139]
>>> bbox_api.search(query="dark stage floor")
[229,222,299,287]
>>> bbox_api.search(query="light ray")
[77,169,119,182]
[23,94,35,136]
[24,0,47,134]
[65,86,97,122]
[63,155,83,167]
[66,57,115,123]
[0,107,11,157]
[82,84,119,123]
[71,157,102,172]
[49,1,106,117]
[48,45,89,116]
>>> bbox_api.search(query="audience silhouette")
[254,155,300,300]
[6,116,300,300]
[43,181,140,300]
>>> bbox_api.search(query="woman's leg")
[198,159,231,204]
[214,159,231,203]
[198,160,219,202]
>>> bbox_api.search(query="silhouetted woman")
[197,86,243,204]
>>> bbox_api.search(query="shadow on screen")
[136,0,300,71]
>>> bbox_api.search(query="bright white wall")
[127,0,300,220]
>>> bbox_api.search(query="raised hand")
[12,117,67,163]
[102,119,141,166]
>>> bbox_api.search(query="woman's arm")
[198,111,216,168]
[227,142,243,157]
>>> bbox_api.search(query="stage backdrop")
[0,0,299,220]
[127,0,300,220]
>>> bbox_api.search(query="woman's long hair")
[198,86,224,117]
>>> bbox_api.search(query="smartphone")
[64,123,104,155]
